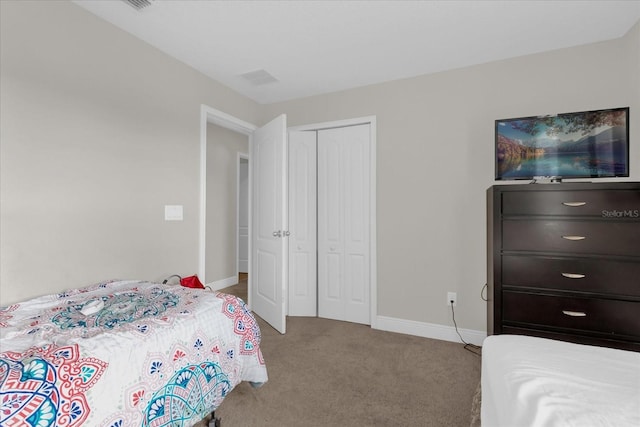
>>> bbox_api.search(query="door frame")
[199,104,256,291]
[288,116,378,328]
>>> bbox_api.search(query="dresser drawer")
[502,219,640,255]
[502,255,640,297]
[502,190,640,216]
[502,291,640,338]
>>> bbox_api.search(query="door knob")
[273,230,282,237]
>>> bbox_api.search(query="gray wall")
[0,1,260,304]
[1,1,638,336]
[206,124,248,283]
[262,21,640,331]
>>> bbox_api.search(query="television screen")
[495,107,629,181]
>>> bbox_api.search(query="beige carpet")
[210,315,481,427]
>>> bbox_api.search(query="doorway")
[200,107,288,333]
[204,123,249,290]
[237,155,249,274]
[198,106,256,288]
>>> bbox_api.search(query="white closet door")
[288,130,317,316]
[318,124,370,324]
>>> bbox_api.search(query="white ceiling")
[73,0,640,104]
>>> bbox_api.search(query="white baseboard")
[374,315,486,347]
[206,275,238,292]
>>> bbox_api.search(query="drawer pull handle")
[562,235,586,241]
[562,201,587,207]
[562,310,587,317]
[561,273,586,279]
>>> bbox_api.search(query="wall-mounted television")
[495,107,629,181]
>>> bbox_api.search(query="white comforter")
[481,335,640,427]
[1,280,268,426]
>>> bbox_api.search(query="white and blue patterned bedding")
[0,280,268,426]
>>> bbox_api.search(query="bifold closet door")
[288,130,317,317]
[317,124,370,324]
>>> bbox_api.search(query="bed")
[481,335,640,426]
[0,279,268,426]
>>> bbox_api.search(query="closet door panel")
[318,130,344,320]
[318,124,370,324]
[288,131,317,317]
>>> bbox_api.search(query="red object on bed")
[180,274,205,289]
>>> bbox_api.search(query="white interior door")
[250,115,287,334]
[288,130,317,316]
[318,124,371,324]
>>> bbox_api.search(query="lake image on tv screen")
[496,110,628,179]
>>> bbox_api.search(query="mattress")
[0,279,268,426]
[481,335,640,427]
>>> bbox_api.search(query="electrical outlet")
[447,292,457,307]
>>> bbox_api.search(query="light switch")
[164,205,183,221]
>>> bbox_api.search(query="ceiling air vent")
[122,0,154,11]
[239,69,279,86]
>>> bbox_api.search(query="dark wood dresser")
[487,182,640,351]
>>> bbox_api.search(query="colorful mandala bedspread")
[0,280,267,426]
